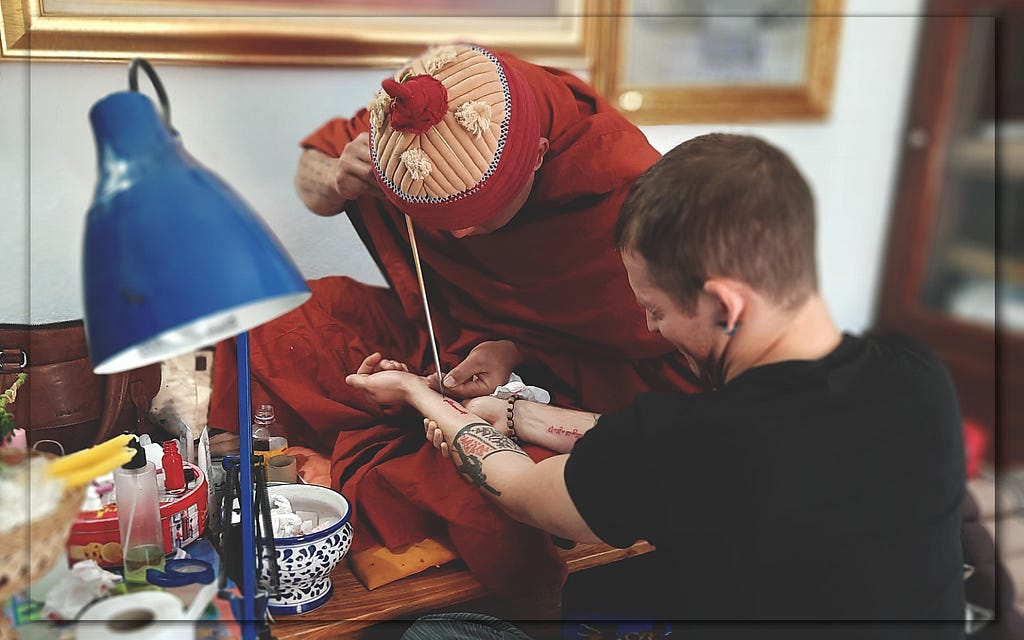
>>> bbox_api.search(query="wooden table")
[272,540,654,640]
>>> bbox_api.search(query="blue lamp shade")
[83,91,311,374]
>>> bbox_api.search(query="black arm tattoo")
[450,421,529,496]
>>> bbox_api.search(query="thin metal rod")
[404,215,446,396]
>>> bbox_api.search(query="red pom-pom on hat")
[382,75,448,135]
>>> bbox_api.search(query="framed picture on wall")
[589,0,844,124]
[0,0,595,69]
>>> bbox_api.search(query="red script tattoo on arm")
[547,425,584,441]
[443,397,469,414]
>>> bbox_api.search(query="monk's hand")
[356,352,411,375]
[440,340,522,399]
[333,132,382,201]
[423,418,450,458]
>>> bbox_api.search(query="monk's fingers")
[440,441,450,459]
[361,174,384,198]
[444,378,493,400]
[377,358,411,373]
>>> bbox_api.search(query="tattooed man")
[347,134,967,639]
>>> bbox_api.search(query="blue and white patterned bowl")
[260,484,354,615]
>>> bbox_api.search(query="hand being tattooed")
[346,352,430,410]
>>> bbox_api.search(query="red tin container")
[67,462,208,567]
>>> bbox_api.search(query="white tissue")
[266,492,335,537]
[270,494,293,512]
[268,494,302,536]
[42,560,121,621]
[491,373,551,404]
[271,512,304,537]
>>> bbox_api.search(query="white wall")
[1,1,923,333]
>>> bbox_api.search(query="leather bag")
[0,320,161,452]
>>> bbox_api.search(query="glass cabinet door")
[877,3,1024,467]
[917,13,1023,332]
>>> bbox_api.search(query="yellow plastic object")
[55,447,135,487]
[46,432,134,477]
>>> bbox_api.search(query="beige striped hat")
[368,43,540,231]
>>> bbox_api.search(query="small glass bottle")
[161,440,186,493]
[114,436,166,583]
[253,403,287,464]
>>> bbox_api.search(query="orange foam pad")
[290,445,459,589]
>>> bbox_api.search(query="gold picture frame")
[589,0,844,124]
[0,0,597,69]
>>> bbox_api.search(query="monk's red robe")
[209,53,697,598]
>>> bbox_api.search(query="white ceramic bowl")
[260,484,353,615]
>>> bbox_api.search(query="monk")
[208,43,696,596]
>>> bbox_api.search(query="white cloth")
[491,373,550,404]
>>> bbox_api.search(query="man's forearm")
[513,402,600,453]
[403,381,600,543]
[465,396,601,454]
[408,387,535,499]
[295,148,346,216]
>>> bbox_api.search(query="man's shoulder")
[853,331,955,393]
[858,330,945,366]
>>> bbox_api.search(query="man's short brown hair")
[615,133,818,313]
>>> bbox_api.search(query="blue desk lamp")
[81,59,311,638]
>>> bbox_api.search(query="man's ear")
[534,137,550,171]
[703,278,746,333]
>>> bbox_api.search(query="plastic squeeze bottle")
[114,435,166,583]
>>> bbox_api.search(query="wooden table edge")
[271,540,655,639]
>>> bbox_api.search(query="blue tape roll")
[146,558,215,587]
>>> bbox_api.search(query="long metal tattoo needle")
[404,214,446,398]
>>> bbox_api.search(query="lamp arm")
[237,331,258,637]
[128,58,176,135]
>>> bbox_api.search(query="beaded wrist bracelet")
[506,395,519,442]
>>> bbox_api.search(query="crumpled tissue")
[491,372,550,404]
[269,493,333,538]
[41,559,121,621]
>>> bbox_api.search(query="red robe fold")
[209,52,697,598]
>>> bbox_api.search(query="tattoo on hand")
[451,422,528,496]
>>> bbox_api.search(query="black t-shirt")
[564,333,966,624]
